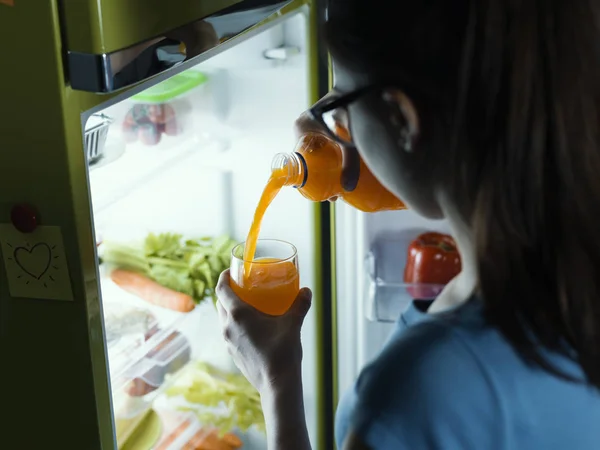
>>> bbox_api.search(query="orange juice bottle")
[271,133,406,212]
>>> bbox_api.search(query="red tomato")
[403,232,461,299]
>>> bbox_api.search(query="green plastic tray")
[133,71,208,103]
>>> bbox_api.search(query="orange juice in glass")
[230,239,299,316]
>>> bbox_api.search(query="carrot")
[155,419,192,450]
[221,433,243,448]
[110,269,195,312]
[186,429,233,450]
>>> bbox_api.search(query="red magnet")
[11,204,39,233]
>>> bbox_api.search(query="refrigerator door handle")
[67,1,293,93]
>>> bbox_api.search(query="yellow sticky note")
[0,224,73,301]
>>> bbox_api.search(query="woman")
[216,0,600,448]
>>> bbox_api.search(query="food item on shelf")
[154,418,194,450]
[165,361,265,435]
[102,233,236,309]
[122,111,139,143]
[126,331,192,397]
[104,305,159,343]
[184,428,243,450]
[126,377,160,398]
[111,269,196,312]
[214,432,243,449]
[121,103,176,145]
[121,102,181,145]
[156,420,243,450]
[403,232,462,299]
[147,104,166,124]
[138,123,162,146]
[121,70,207,146]
[163,117,180,137]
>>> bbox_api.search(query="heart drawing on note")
[14,243,52,280]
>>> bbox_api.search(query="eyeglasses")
[308,85,384,147]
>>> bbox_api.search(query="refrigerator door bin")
[366,230,448,323]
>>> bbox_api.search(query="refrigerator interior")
[84,13,318,450]
[335,203,451,397]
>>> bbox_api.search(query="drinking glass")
[229,239,299,316]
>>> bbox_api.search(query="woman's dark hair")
[327,0,600,387]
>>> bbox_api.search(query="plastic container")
[111,330,191,426]
[124,331,191,396]
[104,302,193,419]
[272,133,407,212]
[104,303,160,377]
[122,70,208,147]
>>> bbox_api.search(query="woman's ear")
[382,88,420,153]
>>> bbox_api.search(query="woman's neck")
[428,198,478,313]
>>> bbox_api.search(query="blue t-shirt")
[335,299,600,449]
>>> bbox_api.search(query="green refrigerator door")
[0,1,323,450]
[61,0,241,54]
[0,1,114,449]
[63,0,295,92]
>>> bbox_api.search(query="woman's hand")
[294,106,360,194]
[217,271,313,450]
[215,270,312,395]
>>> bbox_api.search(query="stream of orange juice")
[242,169,286,272]
[232,168,299,315]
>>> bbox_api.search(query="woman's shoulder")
[362,299,526,404]
[337,299,600,449]
[340,303,505,448]
[358,300,497,406]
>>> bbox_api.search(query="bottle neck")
[271,152,307,188]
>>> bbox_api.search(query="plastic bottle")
[271,133,406,212]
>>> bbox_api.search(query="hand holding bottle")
[273,132,407,212]
[294,108,360,194]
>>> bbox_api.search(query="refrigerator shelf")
[88,127,231,215]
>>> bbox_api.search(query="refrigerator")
[1,1,335,449]
[0,1,451,449]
